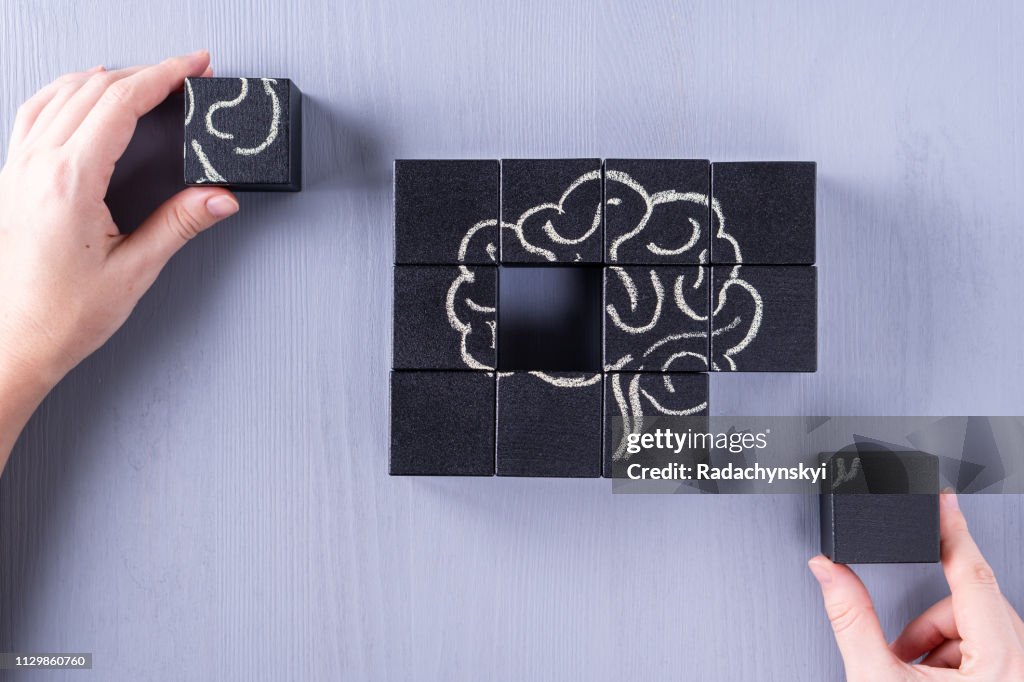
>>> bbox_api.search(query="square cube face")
[604,373,708,478]
[821,451,940,563]
[393,266,496,370]
[711,265,817,372]
[498,266,602,371]
[390,372,495,475]
[394,160,499,265]
[710,162,815,264]
[501,159,603,263]
[184,77,301,191]
[496,372,603,477]
[604,266,709,372]
[605,159,710,264]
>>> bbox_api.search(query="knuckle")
[827,601,865,636]
[102,80,135,107]
[89,71,119,90]
[968,560,998,586]
[169,204,204,241]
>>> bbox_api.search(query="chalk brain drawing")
[446,219,499,371]
[390,159,817,477]
[446,170,760,462]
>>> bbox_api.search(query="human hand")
[0,51,238,394]
[809,492,1024,680]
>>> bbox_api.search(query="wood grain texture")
[1,0,1023,680]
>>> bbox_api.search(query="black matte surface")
[604,159,710,264]
[604,266,709,372]
[184,77,301,191]
[500,159,603,263]
[711,266,816,372]
[393,266,496,370]
[820,451,940,563]
[496,372,603,477]
[603,373,709,478]
[394,160,499,265]
[498,266,602,371]
[390,371,496,475]
[710,162,815,264]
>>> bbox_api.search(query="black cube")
[820,450,940,564]
[184,77,302,191]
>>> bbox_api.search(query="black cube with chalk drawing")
[183,77,301,191]
[820,450,940,564]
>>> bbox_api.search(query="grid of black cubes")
[391,159,817,477]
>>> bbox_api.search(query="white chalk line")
[606,268,664,334]
[206,78,248,140]
[504,170,601,260]
[184,79,195,125]
[673,273,706,322]
[713,276,763,366]
[465,298,495,314]
[605,170,706,261]
[612,373,708,461]
[445,265,494,370]
[235,78,280,156]
[641,330,708,358]
[610,266,638,311]
[190,139,226,183]
[459,219,498,262]
[604,354,633,372]
[528,372,602,388]
[661,351,709,372]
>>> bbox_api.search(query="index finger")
[67,51,210,176]
[939,491,1017,653]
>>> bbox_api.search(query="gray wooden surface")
[2,1,1023,680]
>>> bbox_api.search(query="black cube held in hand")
[184,77,302,191]
[820,451,940,564]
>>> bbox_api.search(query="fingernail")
[206,195,239,218]
[88,65,104,73]
[190,49,209,58]
[941,488,959,510]
[808,558,832,584]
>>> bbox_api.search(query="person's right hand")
[808,492,1024,680]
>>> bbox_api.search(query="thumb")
[808,555,903,680]
[119,187,238,275]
